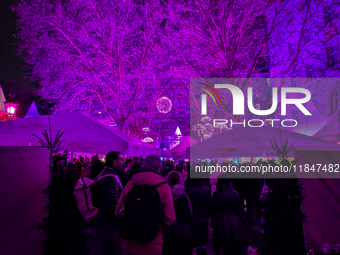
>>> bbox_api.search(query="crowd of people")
[51,152,264,255]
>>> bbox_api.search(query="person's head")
[132,157,139,165]
[125,158,132,165]
[91,154,99,163]
[74,159,82,170]
[105,151,122,170]
[217,173,232,185]
[166,171,183,186]
[79,156,84,163]
[67,163,75,171]
[143,154,161,172]
[185,176,205,187]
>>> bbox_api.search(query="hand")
[247,246,255,255]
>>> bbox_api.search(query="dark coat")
[87,160,103,180]
[186,181,211,247]
[125,163,141,179]
[163,184,193,255]
[212,183,249,249]
[92,166,122,226]
[233,177,259,200]
[117,171,130,188]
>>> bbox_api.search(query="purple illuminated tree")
[267,0,330,119]
[14,0,324,136]
[267,0,325,79]
[14,0,187,134]
[180,0,326,127]
[168,0,270,80]
[168,0,290,123]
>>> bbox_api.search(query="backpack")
[73,173,121,221]
[120,182,166,242]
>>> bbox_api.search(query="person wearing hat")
[92,151,123,255]
[115,154,176,255]
[87,154,103,180]
[74,159,87,177]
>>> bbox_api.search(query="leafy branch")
[270,135,295,160]
[32,130,65,154]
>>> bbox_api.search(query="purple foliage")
[13,0,324,135]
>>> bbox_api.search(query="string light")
[143,137,154,143]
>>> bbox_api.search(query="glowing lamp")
[7,106,16,114]
[4,96,19,117]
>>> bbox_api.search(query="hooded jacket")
[92,166,122,226]
[185,179,211,247]
[170,184,193,219]
[163,184,193,255]
[172,184,186,200]
[115,170,176,255]
[212,183,250,248]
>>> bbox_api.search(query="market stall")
[0,112,142,156]
[188,126,340,159]
[169,136,197,159]
[296,150,340,246]
[292,100,327,136]
[313,110,340,143]
[0,146,49,255]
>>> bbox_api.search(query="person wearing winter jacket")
[212,174,250,255]
[92,151,123,255]
[115,154,176,255]
[163,171,193,255]
[125,157,141,179]
[185,176,211,252]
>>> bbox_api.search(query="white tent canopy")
[0,113,145,155]
[104,125,170,157]
[292,100,327,136]
[169,136,197,153]
[189,126,340,159]
[169,136,197,159]
[313,110,340,142]
[142,142,171,157]
[103,125,147,156]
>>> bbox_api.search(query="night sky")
[0,0,47,118]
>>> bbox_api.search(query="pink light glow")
[7,106,16,115]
